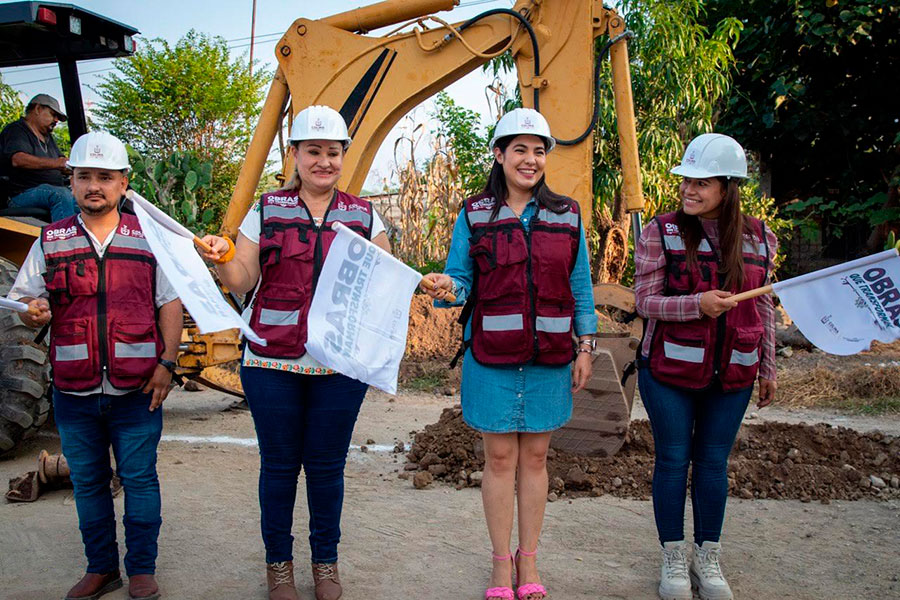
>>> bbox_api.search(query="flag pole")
[419,277,457,303]
[730,284,773,303]
[192,236,214,253]
[0,297,40,315]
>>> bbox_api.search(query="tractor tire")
[0,256,51,456]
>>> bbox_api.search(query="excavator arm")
[221,0,643,237]
[193,0,645,422]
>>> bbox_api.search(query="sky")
[0,0,518,190]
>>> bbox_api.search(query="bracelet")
[578,338,597,352]
[576,347,592,355]
[211,236,236,264]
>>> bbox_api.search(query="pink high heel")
[515,547,547,600]
[485,552,515,600]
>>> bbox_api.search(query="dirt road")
[1,387,899,599]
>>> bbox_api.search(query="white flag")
[774,249,900,355]
[305,222,421,394]
[128,190,197,239]
[130,193,267,346]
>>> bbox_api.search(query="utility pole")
[249,0,258,75]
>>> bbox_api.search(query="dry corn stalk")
[387,128,464,268]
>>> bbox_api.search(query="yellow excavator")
[0,0,645,457]
[214,0,647,456]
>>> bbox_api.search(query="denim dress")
[437,200,596,433]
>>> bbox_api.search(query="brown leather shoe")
[311,562,342,600]
[266,561,300,600]
[128,574,160,599]
[65,571,122,600]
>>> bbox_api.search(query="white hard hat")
[489,108,556,153]
[288,105,352,148]
[671,133,747,179]
[67,131,131,171]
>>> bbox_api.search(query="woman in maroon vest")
[634,134,778,600]
[199,106,391,600]
[422,108,596,600]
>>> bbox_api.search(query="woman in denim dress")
[422,108,596,600]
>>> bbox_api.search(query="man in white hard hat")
[0,93,77,221]
[8,131,181,600]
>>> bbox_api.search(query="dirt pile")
[405,294,462,361]
[406,407,900,502]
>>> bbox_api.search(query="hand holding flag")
[728,249,900,355]
[129,190,267,346]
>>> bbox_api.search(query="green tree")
[0,74,23,127]
[592,1,788,281]
[705,0,900,250]
[93,30,270,227]
[485,1,782,282]
[52,123,71,156]
[431,91,491,196]
[593,0,742,218]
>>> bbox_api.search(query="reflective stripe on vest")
[483,313,524,331]
[43,235,92,256]
[663,341,705,363]
[55,344,88,362]
[258,308,300,326]
[730,348,759,366]
[536,315,572,333]
[266,204,310,221]
[663,235,712,252]
[114,342,157,359]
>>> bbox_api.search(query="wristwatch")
[158,358,176,373]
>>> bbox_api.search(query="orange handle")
[420,277,457,303]
[730,284,773,303]
[192,236,214,253]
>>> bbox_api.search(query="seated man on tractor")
[0,93,77,221]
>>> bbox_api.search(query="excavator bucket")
[551,283,642,457]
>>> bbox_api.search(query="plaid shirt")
[635,217,778,381]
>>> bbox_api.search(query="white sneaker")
[690,541,734,600]
[658,541,692,600]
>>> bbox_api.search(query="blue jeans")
[638,367,751,545]
[8,183,77,222]
[241,367,368,564]
[53,388,163,575]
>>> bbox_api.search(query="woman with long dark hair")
[422,108,596,600]
[634,133,778,600]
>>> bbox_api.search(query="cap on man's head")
[28,94,67,121]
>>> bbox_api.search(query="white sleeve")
[238,201,261,244]
[371,210,386,239]
[154,268,179,307]
[8,239,48,300]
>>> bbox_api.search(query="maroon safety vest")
[248,188,373,358]
[648,212,770,391]
[464,193,580,366]
[42,213,162,392]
